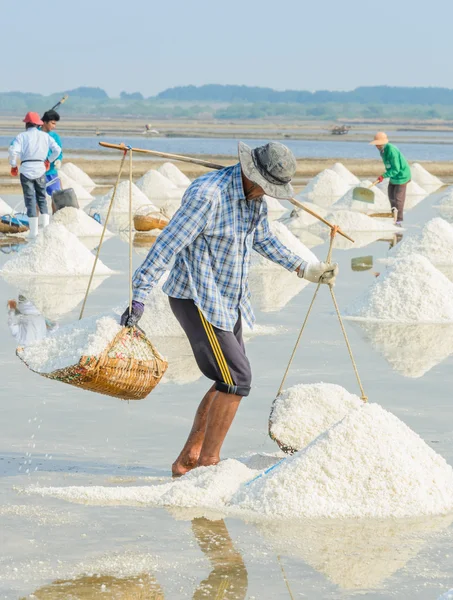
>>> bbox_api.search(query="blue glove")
[120,301,144,327]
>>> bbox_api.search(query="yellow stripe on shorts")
[198,309,233,385]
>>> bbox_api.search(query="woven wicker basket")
[0,222,29,234]
[268,397,297,455]
[133,232,158,248]
[134,213,169,232]
[18,326,168,401]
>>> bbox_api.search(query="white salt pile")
[85,182,157,218]
[437,186,453,208]
[310,210,399,233]
[57,170,94,202]
[61,163,96,191]
[158,162,191,188]
[1,223,112,277]
[411,163,443,189]
[269,383,363,452]
[344,254,453,323]
[232,402,453,518]
[263,195,286,214]
[332,180,390,213]
[136,170,183,204]
[297,169,350,208]
[19,314,121,373]
[330,162,360,185]
[388,218,453,265]
[286,202,329,229]
[248,268,309,312]
[252,221,317,269]
[53,207,114,238]
[0,197,13,216]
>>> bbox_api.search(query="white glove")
[299,261,339,285]
[54,160,62,169]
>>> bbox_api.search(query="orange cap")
[369,132,389,146]
[23,112,43,125]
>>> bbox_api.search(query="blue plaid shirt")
[132,164,305,331]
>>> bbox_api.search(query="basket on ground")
[133,206,169,232]
[17,326,168,400]
[0,214,29,234]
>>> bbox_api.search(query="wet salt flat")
[1,189,453,599]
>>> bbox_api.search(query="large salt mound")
[252,221,316,269]
[411,163,443,189]
[232,402,453,518]
[53,207,113,238]
[344,254,453,323]
[158,162,191,188]
[263,195,286,213]
[269,383,363,452]
[57,170,94,202]
[85,182,157,218]
[388,218,453,265]
[19,314,121,373]
[330,162,360,185]
[297,169,350,208]
[61,163,96,191]
[0,197,13,216]
[310,210,399,233]
[136,170,183,203]
[286,202,329,229]
[1,223,112,277]
[332,180,390,213]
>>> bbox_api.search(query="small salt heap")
[158,162,191,188]
[310,210,398,233]
[388,218,453,265]
[0,197,13,216]
[330,162,360,185]
[1,223,112,277]
[252,221,316,269]
[297,169,350,208]
[53,207,113,238]
[345,254,453,323]
[57,170,94,202]
[332,180,390,213]
[19,314,121,373]
[411,163,443,189]
[232,402,453,518]
[61,163,96,192]
[85,182,157,218]
[286,202,329,229]
[269,383,363,452]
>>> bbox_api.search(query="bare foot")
[197,455,220,468]
[172,452,200,477]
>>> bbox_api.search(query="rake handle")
[99,142,354,243]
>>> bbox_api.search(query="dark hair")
[25,123,38,129]
[42,110,60,122]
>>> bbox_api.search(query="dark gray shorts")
[169,297,252,397]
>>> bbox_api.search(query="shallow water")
[0,191,452,599]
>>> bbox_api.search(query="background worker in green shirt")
[370,132,411,226]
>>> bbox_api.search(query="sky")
[2,0,453,97]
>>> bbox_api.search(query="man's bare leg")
[197,392,242,468]
[172,385,217,477]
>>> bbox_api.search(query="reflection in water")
[257,514,453,591]
[353,321,453,378]
[23,573,164,599]
[192,518,248,600]
[7,296,56,347]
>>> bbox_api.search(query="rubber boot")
[28,217,39,239]
[38,213,50,229]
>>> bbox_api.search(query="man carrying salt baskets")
[121,142,338,476]
[370,132,411,226]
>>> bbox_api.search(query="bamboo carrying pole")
[99,142,355,244]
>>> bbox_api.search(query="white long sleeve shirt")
[9,128,61,179]
[8,300,48,347]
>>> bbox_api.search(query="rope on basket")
[276,225,367,402]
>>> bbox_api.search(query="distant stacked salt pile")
[411,163,443,190]
[310,210,399,233]
[53,207,113,238]
[85,182,157,222]
[286,202,329,229]
[136,169,184,217]
[57,170,94,204]
[0,197,13,216]
[269,383,363,453]
[158,162,191,188]
[332,180,390,213]
[232,401,453,518]
[330,162,360,185]
[344,254,453,323]
[61,163,96,192]
[0,223,111,277]
[297,169,350,208]
[387,218,453,265]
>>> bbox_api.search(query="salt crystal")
[61,163,96,191]
[344,254,453,323]
[252,221,316,269]
[57,170,94,202]
[388,218,453,265]
[330,162,360,185]
[0,197,13,216]
[297,169,350,207]
[310,210,399,233]
[85,182,157,218]
[232,402,453,518]
[332,180,390,213]
[158,162,191,188]
[1,223,112,277]
[269,383,363,452]
[411,163,443,189]
[53,207,113,238]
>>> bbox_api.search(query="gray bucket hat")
[238,141,296,199]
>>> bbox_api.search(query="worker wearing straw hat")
[121,141,339,476]
[370,132,411,226]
